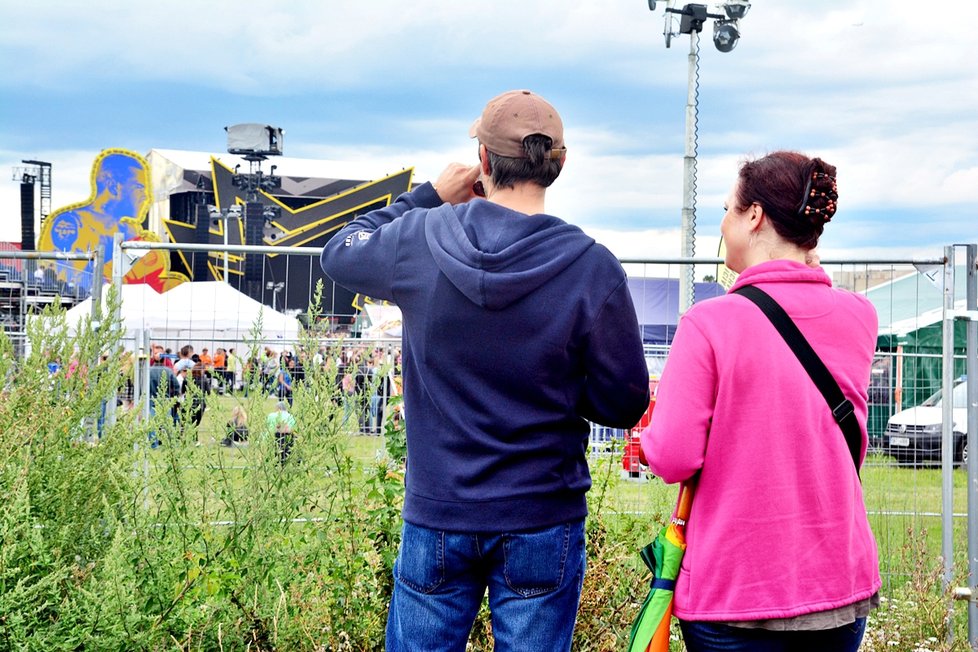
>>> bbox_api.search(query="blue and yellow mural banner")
[37,148,178,293]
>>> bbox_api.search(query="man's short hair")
[485,135,563,190]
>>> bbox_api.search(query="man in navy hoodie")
[321,89,649,651]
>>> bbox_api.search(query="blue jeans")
[386,519,586,652]
[147,400,160,448]
[680,618,867,652]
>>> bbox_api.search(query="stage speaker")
[20,181,35,250]
[192,204,211,280]
[244,202,265,301]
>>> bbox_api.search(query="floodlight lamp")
[657,0,678,47]
[722,0,749,20]
[207,204,222,219]
[678,4,710,34]
[713,19,740,52]
[227,204,243,217]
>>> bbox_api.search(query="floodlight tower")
[648,1,750,312]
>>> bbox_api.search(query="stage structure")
[28,141,414,318]
[147,148,414,315]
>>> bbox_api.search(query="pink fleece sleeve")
[639,315,716,483]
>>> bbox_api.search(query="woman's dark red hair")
[735,151,838,250]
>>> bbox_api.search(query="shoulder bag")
[732,284,862,475]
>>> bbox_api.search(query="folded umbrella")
[627,482,694,652]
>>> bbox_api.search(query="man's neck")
[487,183,546,216]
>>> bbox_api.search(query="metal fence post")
[131,327,143,422]
[104,235,124,430]
[137,328,152,512]
[91,246,104,324]
[141,329,151,423]
[940,247,958,595]
[963,244,978,649]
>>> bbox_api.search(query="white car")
[884,377,969,467]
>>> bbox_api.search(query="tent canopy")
[628,278,725,345]
[66,281,302,352]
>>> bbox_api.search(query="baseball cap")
[469,90,566,159]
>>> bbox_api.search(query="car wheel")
[957,437,968,468]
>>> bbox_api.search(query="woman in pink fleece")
[640,151,880,651]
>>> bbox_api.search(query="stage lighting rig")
[225,123,284,202]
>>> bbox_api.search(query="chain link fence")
[3,241,976,641]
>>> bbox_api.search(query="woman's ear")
[747,202,764,231]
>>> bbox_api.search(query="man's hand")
[433,164,481,205]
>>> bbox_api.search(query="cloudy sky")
[1,1,975,262]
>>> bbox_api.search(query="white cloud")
[0,2,662,92]
[5,2,967,94]
[1,0,975,260]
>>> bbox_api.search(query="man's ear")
[479,144,491,176]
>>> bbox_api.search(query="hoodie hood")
[424,200,595,309]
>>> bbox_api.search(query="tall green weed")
[0,289,972,650]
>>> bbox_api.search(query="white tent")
[362,303,402,338]
[65,281,302,352]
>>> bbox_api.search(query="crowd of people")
[140,340,401,445]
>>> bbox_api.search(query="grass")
[180,398,971,589]
[136,394,975,649]
[8,395,971,651]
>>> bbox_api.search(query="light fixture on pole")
[265,281,285,312]
[713,19,740,52]
[647,1,750,312]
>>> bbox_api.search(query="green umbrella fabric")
[627,483,693,652]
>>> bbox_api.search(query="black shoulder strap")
[732,285,862,476]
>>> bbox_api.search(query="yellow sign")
[716,238,738,290]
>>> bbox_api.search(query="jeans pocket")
[502,522,574,597]
[394,522,445,594]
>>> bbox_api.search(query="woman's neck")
[744,236,810,269]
